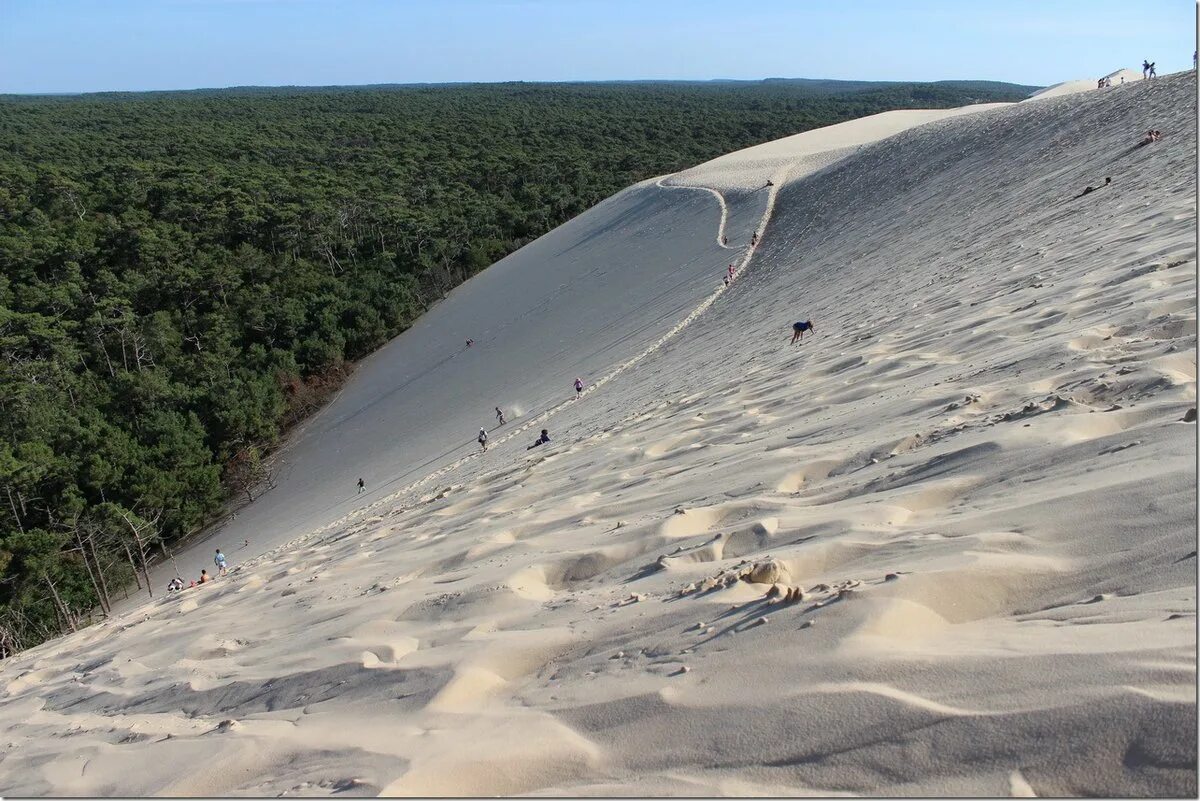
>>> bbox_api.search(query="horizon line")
[0,74,1048,99]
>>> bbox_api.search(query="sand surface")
[1,71,1195,796]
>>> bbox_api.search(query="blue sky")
[2,0,1194,94]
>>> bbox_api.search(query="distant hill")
[1,77,1042,102]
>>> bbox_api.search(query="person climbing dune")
[495,407,506,425]
[478,427,489,451]
[790,320,815,344]
[1073,177,1112,199]
[574,377,585,398]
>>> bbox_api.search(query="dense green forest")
[0,78,1036,654]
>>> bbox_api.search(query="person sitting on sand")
[790,320,815,344]
[527,429,551,450]
[1073,176,1112,199]
[198,570,210,584]
[167,577,184,593]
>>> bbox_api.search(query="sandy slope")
[1030,68,1145,100]
[1,72,1195,796]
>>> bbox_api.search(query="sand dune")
[1029,67,1146,100]
[0,72,1195,796]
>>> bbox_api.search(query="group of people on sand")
[482,421,551,452]
[166,549,230,593]
[1142,60,1157,79]
[473,378,582,452]
[1141,129,1163,145]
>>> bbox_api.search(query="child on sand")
[214,549,228,576]
[790,320,815,344]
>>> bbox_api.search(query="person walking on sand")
[1073,176,1112,199]
[1143,60,1151,78]
[751,231,758,246]
[478,427,489,451]
[527,429,551,450]
[1148,62,1156,78]
[214,549,228,576]
[357,477,365,494]
[574,377,584,398]
[495,407,506,425]
[790,320,816,344]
